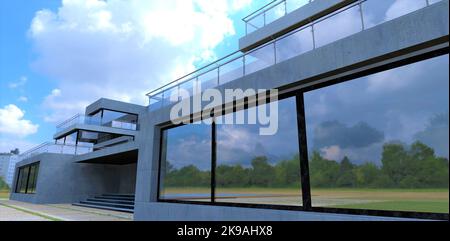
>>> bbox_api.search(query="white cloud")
[320,145,344,161]
[367,61,424,92]
[0,139,39,154]
[29,0,252,123]
[385,0,426,21]
[8,76,27,89]
[18,96,28,102]
[0,104,39,138]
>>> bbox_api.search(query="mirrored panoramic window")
[215,97,302,206]
[304,55,449,213]
[159,122,212,202]
[15,162,40,194]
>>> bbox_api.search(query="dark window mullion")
[211,119,217,203]
[15,168,22,193]
[24,166,32,194]
[296,93,312,210]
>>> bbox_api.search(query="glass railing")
[18,142,93,160]
[147,0,438,111]
[56,114,138,132]
[243,0,314,35]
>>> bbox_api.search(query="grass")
[0,190,10,199]
[162,187,449,213]
[0,203,63,221]
[331,200,449,213]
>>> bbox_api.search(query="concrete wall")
[134,202,419,221]
[10,153,137,204]
[147,1,449,125]
[85,98,147,116]
[133,1,449,221]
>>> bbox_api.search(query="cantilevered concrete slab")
[148,0,449,125]
[74,141,138,165]
[85,98,147,116]
[53,123,137,140]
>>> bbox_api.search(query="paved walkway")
[0,200,133,221]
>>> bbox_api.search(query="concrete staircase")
[73,194,134,213]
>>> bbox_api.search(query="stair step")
[73,203,133,213]
[87,198,134,205]
[94,196,134,201]
[102,194,135,198]
[80,200,134,209]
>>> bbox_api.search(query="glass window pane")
[304,55,449,213]
[64,131,78,145]
[149,93,163,111]
[219,57,244,85]
[245,43,275,75]
[102,110,137,130]
[286,0,309,13]
[27,165,36,194]
[20,166,30,194]
[276,26,313,63]
[314,4,362,48]
[15,168,23,193]
[163,86,179,107]
[363,0,426,29]
[159,122,212,202]
[216,97,302,206]
[265,2,286,25]
[197,69,218,92]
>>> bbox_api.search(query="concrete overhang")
[15,153,75,168]
[53,124,137,140]
[73,141,138,165]
[150,0,449,126]
[239,0,356,52]
[85,98,146,116]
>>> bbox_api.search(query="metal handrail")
[146,0,361,100]
[147,0,433,109]
[146,50,242,96]
[56,114,80,128]
[242,0,279,22]
[146,0,317,99]
[19,142,90,159]
[55,114,139,132]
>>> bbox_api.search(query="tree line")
[163,141,449,189]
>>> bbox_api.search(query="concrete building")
[10,0,449,220]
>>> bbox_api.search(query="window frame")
[156,49,449,220]
[14,162,40,195]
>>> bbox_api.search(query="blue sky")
[0,0,269,152]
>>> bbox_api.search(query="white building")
[0,153,20,187]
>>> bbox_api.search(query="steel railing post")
[359,2,365,31]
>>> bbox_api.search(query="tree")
[250,156,275,187]
[274,155,301,187]
[309,151,340,188]
[381,143,409,186]
[336,156,357,187]
[10,148,19,155]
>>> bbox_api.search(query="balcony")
[18,142,93,161]
[243,0,313,35]
[147,0,439,111]
[56,114,138,133]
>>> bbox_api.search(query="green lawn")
[0,190,10,199]
[162,187,449,213]
[332,200,449,213]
